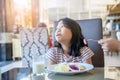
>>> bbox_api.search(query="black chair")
[52,18,104,67]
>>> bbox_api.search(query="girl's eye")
[56,26,59,29]
[57,25,64,29]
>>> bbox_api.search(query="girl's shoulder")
[47,47,61,53]
[46,47,62,56]
[48,47,58,51]
[80,46,94,55]
[80,46,90,50]
[80,46,94,53]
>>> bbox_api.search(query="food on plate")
[69,64,79,70]
[54,63,69,72]
[79,65,86,70]
[54,63,86,72]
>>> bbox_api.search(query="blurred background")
[0,0,120,35]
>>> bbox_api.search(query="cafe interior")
[0,0,120,80]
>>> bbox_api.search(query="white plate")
[47,63,94,75]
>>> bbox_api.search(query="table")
[0,61,120,80]
[25,67,120,80]
[41,68,103,80]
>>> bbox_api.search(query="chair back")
[52,18,104,67]
[20,27,49,67]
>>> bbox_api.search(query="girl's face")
[55,21,72,44]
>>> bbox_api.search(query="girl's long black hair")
[54,18,86,57]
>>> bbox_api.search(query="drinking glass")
[32,74,45,80]
[32,55,45,76]
[116,31,120,41]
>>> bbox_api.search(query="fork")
[87,39,99,42]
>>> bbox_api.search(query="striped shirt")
[46,46,94,64]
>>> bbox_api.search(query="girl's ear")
[83,38,88,45]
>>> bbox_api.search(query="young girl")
[46,18,94,65]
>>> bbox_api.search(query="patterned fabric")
[46,46,94,64]
[20,27,49,67]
